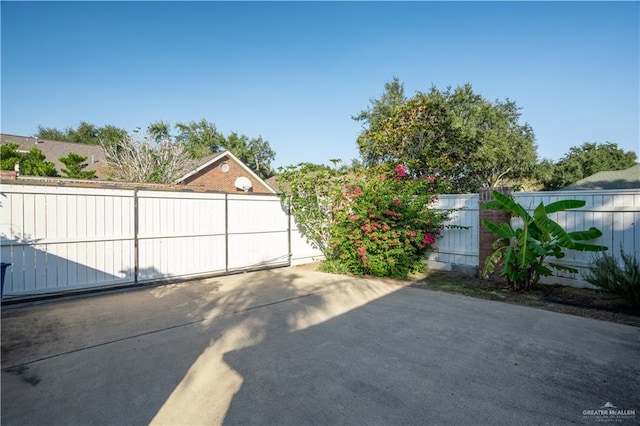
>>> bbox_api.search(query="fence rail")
[0,183,323,299]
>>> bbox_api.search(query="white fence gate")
[427,189,640,287]
[0,183,323,300]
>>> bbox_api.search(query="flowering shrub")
[329,164,449,278]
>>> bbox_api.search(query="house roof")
[561,164,640,190]
[175,150,276,194]
[265,175,290,194]
[0,133,107,178]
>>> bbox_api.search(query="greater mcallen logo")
[583,402,636,422]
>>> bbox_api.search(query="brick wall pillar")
[478,187,512,281]
[0,170,17,180]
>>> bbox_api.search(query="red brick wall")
[0,170,17,180]
[478,187,512,281]
[181,157,272,194]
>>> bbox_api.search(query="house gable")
[176,151,275,194]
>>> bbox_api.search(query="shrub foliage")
[279,163,450,278]
[584,249,640,306]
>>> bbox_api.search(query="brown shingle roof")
[0,133,107,178]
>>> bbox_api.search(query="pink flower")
[394,164,407,177]
[423,233,435,245]
[381,224,390,232]
[357,246,367,256]
[348,214,359,222]
[393,198,401,206]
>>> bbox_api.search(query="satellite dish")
[234,176,252,191]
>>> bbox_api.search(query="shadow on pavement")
[2,267,639,425]
[1,267,399,425]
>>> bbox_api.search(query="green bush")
[329,164,449,278]
[279,162,451,279]
[584,249,640,306]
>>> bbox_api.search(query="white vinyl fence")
[428,189,640,287]
[0,183,323,300]
[426,194,479,272]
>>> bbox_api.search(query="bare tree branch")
[101,132,194,183]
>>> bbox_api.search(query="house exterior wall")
[180,156,272,193]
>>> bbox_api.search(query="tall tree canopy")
[355,81,537,193]
[36,122,127,146]
[35,119,277,179]
[148,120,277,179]
[540,142,637,190]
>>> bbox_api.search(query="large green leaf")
[567,227,603,241]
[515,223,531,269]
[533,263,553,276]
[501,245,518,282]
[548,262,579,274]
[527,241,548,257]
[491,191,531,221]
[572,242,608,252]
[544,199,587,214]
[534,215,576,248]
[481,218,514,238]
[532,202,551,240]
[482,249,502,277]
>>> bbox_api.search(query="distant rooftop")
[0,133,107,178]
[561,164,640,190]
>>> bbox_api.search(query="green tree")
[353,77,406,165]
[541,142,637,190]
[36,122,128,146]
[35,126,66,141]
[66,121,98,144]
[146,120,172,143]
[175,119,224,159]
[244,135,276,179]
[97,125,128,148]
[220,132,276,179]
[20,147,58,177]
[356,82,538,193]
[444,84,537,188]
[59,153,96,179]
[0,143,23,171]
[143,120,276,178]
[357,91,475,193]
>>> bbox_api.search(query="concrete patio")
[1,267,639,425]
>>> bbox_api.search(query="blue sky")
[2,1,638,169]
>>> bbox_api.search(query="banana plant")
[482,191,607,290]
